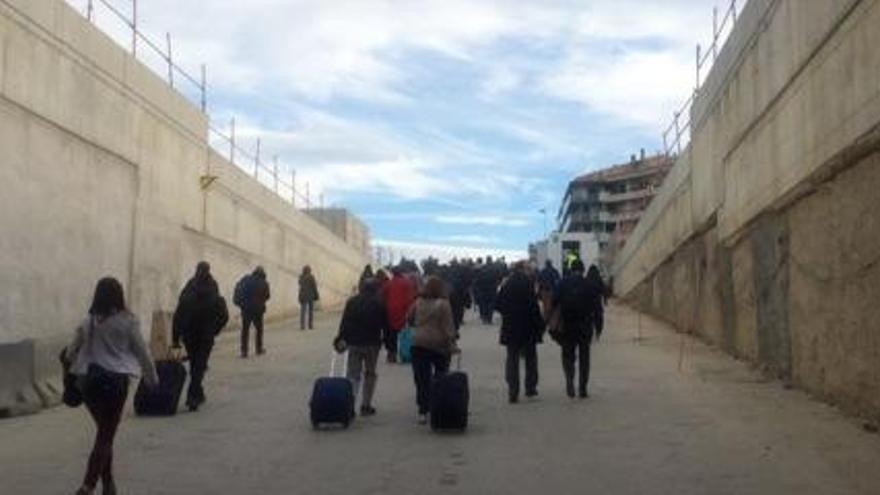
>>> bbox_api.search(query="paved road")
[3,302,880,494]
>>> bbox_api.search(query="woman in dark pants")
[408,276,458,424]
[66,278,158,495]
[298,265,320,330]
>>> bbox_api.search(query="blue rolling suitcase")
[310,352,355,429]
[430,353,469,431]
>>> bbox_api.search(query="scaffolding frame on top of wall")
[77,0,322,210]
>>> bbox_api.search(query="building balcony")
[609,210,642,223]
[599,187,656,203]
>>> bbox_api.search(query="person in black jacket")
[236,266,271,357]
[173,262,229,411]
[335,278,388,416]
[474,259,500,324]
[554,260,603,398]
[495,262,545,403]
[298,266,320,330]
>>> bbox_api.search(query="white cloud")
[434,235,502,245]
[540,49,695,129]
[373,239,526,264]
[435,215,531,228]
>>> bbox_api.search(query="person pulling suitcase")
[335,277,386,416]
[407,276,458,425]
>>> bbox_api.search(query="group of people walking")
[61,254,604,493]
[338,255,607,424]
[62,261,320,494]
[339,266,460,424]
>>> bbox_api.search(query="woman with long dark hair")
[66,277,158,495]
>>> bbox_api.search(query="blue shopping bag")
[398,327,413,363]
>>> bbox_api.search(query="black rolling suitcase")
[134,358,187,416]
[431,353,469,431]
[310,351,355,429]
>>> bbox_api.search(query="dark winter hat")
[570,259,585,273]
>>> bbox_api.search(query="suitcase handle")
[330,351,348,378]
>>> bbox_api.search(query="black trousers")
[383,327,399,357]
[561,339,591,393]
[184,337,214,404]
[300,301,314,330]
[451,300,465,331]
[478,301,494,324]
[81,373,129,490]
[241,311,264,356]
[505,343,538,399]
[411,346,450,414]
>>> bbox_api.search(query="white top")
[67,312,159,386]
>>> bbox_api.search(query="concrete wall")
[306,208,372,259]
[0,0,367,415]
[615,0,880,418]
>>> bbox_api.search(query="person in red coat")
[383,266,416,363]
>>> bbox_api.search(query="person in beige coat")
[408,276,458,424]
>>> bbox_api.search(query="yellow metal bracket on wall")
[199,175,218,190]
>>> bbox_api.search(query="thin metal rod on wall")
[86,0,93,21]
[273,156,280,194]
[229,118,236,163]
[131,0,138,57]
[254,138,261,179]
[712,7,719,61]
[166,32,174,88]
[200,64,207,113]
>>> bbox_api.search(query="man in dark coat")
[441,262,470,333]
[298,265,320,330]
[474,258,500,324]
[554,259,603,398]
[236,266,271,358]
[335,278,388,416]
[173,261,229,411]
[495,262,545,403]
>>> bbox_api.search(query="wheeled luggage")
[430,354,469,431]
[398,327,413,363]
[134,359,187,416]
[310,352,355,429]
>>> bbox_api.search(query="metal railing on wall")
[75,0,321,210]
[661,0,741,156]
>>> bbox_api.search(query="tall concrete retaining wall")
[0,0,367,416]
[615,0,880,418]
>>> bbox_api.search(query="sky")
[67,0,722,262]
